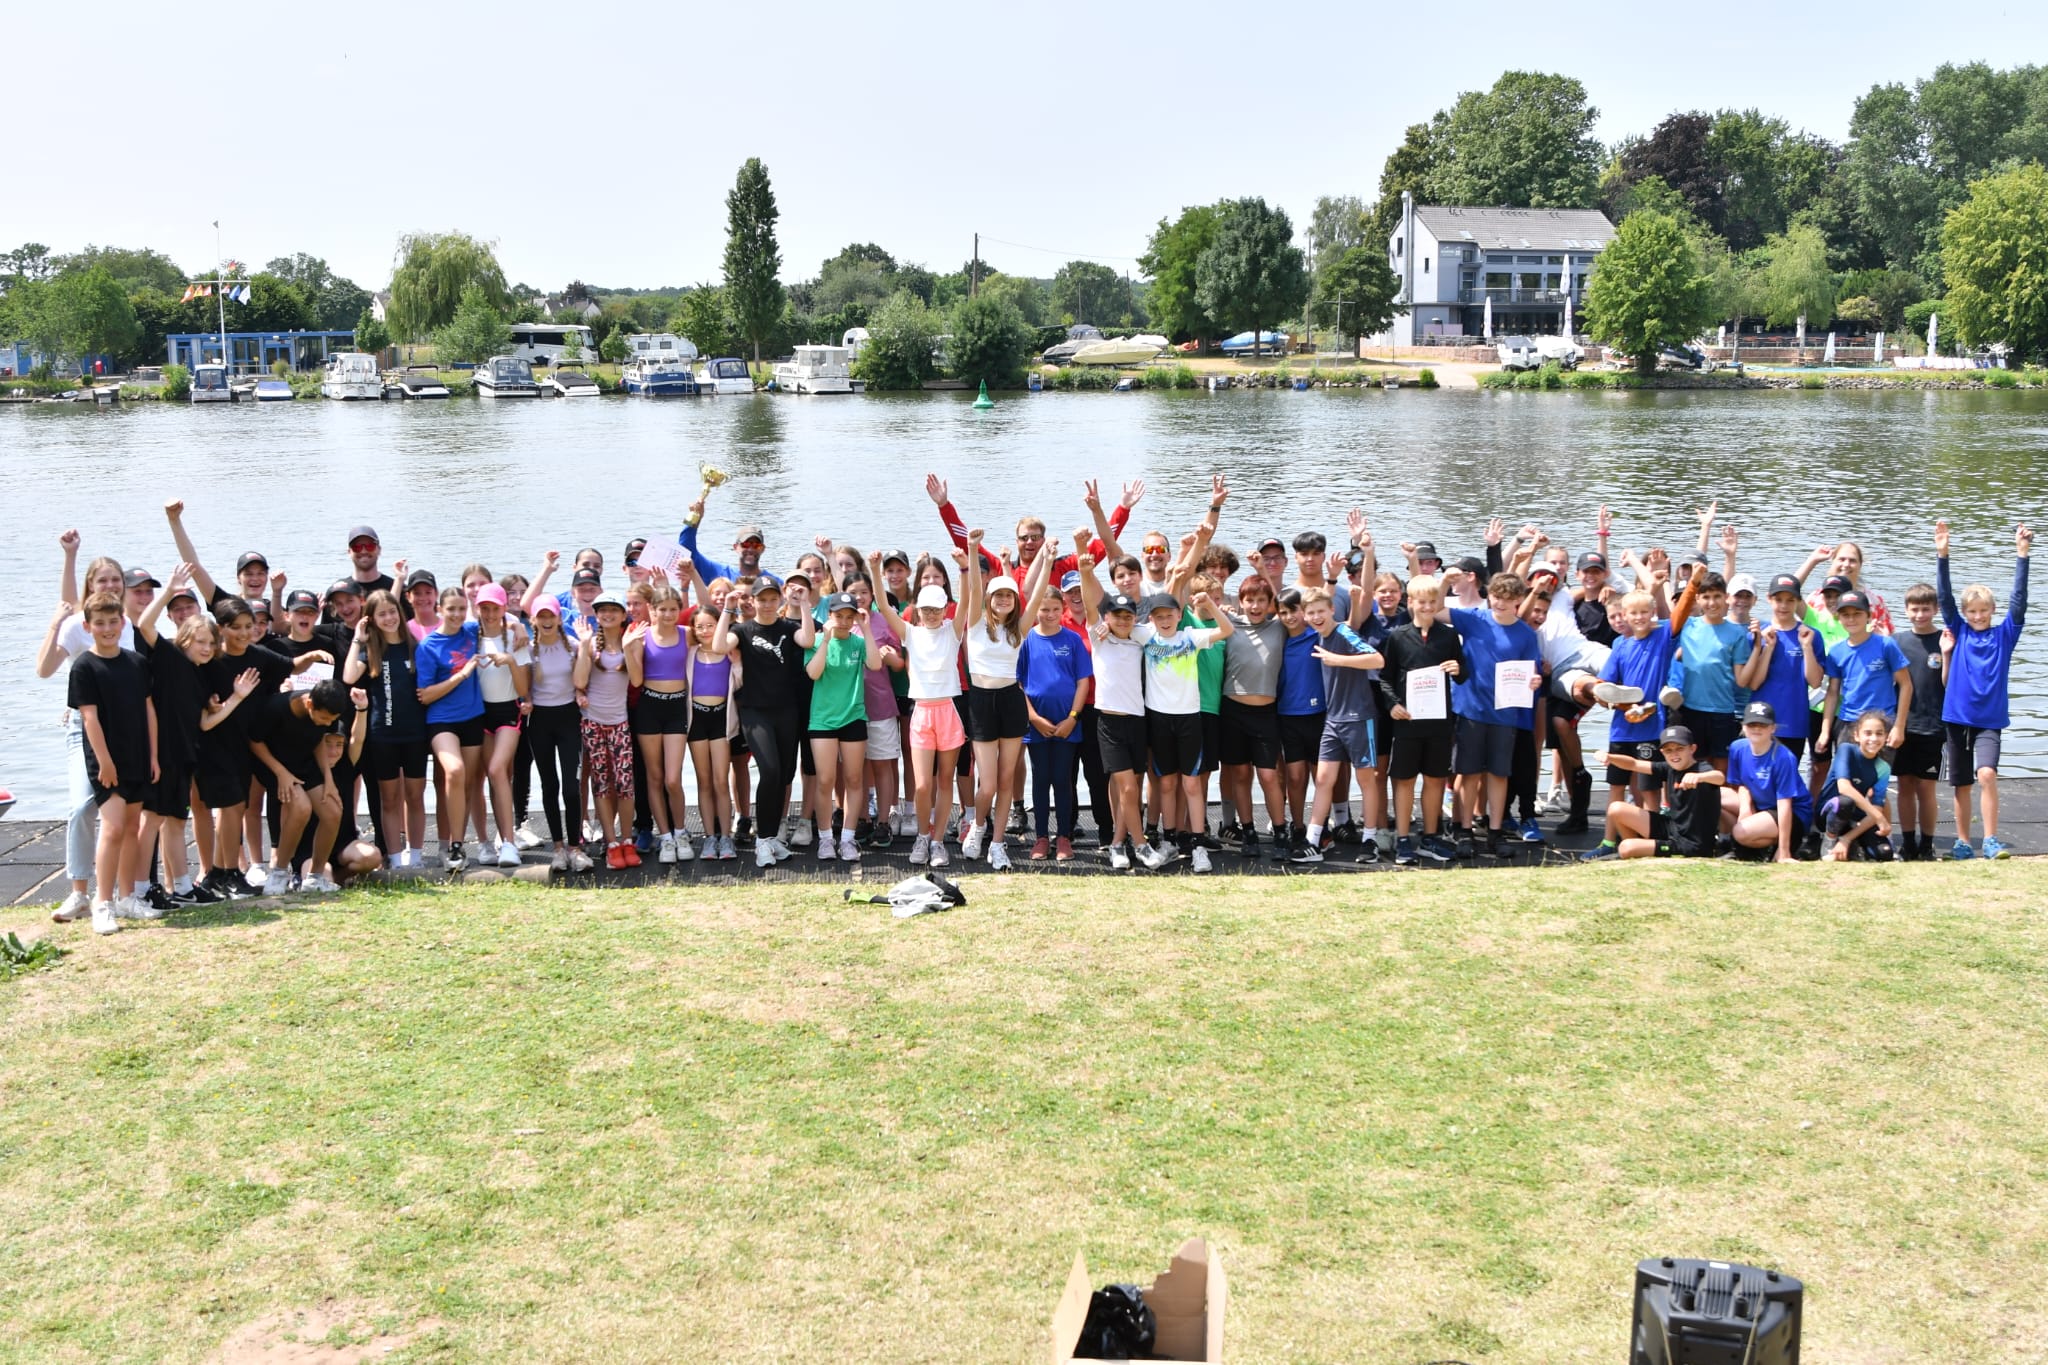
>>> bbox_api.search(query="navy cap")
[1743,700,1777,726]
[326,579,362,598]
[1658,724,1696,748]
[1255,536,1286,554]
[882,548,910,568]
[1104,592,1138,615]
[405,569,438,591]
[1413,541,1440,562]
[824,591,859,613]
[571,567,601,587]
[1836,589,1872,615]
[1768,573,1802,598]
[1821,574,1853,595]
[1140,592,1181,616]
[236,550,268,572]
[284,589,320,613]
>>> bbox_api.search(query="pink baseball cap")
[529,597,562,616]
[474,583,507,608]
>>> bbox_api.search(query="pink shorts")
[909,697,966,752]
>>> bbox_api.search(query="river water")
[4,387,2045,816]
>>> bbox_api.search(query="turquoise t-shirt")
[804,633,868,730]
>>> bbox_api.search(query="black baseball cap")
[1658,724,1696,748]
[326,579,362,599]
[1821,574,1852,595]
[623,537,648,564]
[1767,573,1802,598]
[346,525,379,547]
[166,581,198,604]
[571,567,601,588]
[284,589,320,613]
[1104,591,1138,615]
[1836,589,1872,615]
[1743,700,1777,726]
[123,567,160,590]
[1255,536,1286,554]
[1576,551,1608,572]
[881,548,910,568]
[405,568,438,592]
[236,551,268,572]
[1456,556,1487,577]
[1140,592,1181,617]
[1413,541,1441,562]
[247,596,271,615]
[823,591,858,613]
[734,525,765,546]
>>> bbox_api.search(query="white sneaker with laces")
[514,827,542,850]
[962,823,986,860]
[756,838,778,869]
[550,848,570,872]
[1135,842,1167,870]
[674,833,696,861]
[584,819,603,843]
[303,873,341,893]
[244,868,271,894]
[52,889,92,923]
[927,842,950,868]
[657,832,677,864]
[497,840,521,868]
[91,901,122,935]
[840,830,860,861]
[988,841,1012,871]
[791,818,815,848]
[568,848,594,873]
[1109,843,1132,870]
[817,835,836,861]
[909,834,931,865]
[262,867,293,896]
[769,838,792,863]
[1192,846,1212,873]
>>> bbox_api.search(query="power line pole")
[971,233,979,298]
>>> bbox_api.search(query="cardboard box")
[1048,1237,1226,1362]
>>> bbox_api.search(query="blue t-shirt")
[1599,623,1680,742]
[1277,627,1325,716]
[1823,633,1908,724]
[1728,740,1813,823]
[1674,618,1753,715]
[1317,623,1379,724]
[1018,627,1092,745]
[1825,744,1892,808]
[1748,626,1812,741]
[415,622,483,723]
[1448,606,1541,730]
[1938,555,2027,730]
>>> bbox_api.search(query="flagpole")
[214,220,229,370]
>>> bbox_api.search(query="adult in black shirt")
[348,524,395,597]
[712,583,807,850]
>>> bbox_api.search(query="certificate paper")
[290,661,334,692]
[1494,659,1536,705]
[1405,668,1448,720]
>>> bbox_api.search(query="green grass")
[3,865,2045,1362]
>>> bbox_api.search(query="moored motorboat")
[546,370,601,397]
[473,355,540,398]
[622,353,700,396]
[697,357,754,394]
[321,351,382,400]
[773,344,853,394]
[190,363,234,403]
[252,376,294,401]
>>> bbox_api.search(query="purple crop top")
[691,653,732,698]
[642,630,690,683]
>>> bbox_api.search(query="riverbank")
[1479,365,2048,391]
[2,864,2041,1360]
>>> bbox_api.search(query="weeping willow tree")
[387,232,508,341]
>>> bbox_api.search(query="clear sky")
[7,4,2044,291]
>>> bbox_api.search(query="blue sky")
[7,3,2044,291]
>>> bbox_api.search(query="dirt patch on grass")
[209,1301,442,1363]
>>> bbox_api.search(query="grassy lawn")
[2,864,2044,1363]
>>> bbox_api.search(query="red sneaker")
[606,843,626,870]
[1055,837,1074,862]
[620,843,642,868]
[1029,837,1051,861]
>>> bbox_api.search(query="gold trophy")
[684,465,729,526]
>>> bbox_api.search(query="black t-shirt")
[67,647,154,784]
[1653,758,1721,850]
[248,691,343,780]
[202,643,294,745]
[273,626,350,664]
[1575,596,1618,647]
[148,634,206,765]
[733,619,806,711]
[365,639,429,741]
[355,573,396,597]
[1895,629,1946,735]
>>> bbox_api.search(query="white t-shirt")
[59,613,136,657]
[963,618,1022,684]
[477,630,521,703]
[1136,622,1221,715]
[905,620,961,700]
[1089,623,1146,715]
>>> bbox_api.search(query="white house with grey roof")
[1374,192,1616,345]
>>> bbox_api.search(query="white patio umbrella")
[1928,312,1939,355]
[1823,332,1836,364]
[1483,295,1493,340]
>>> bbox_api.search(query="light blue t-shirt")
[1674,618,1754,715]
[1823,633,1908,724]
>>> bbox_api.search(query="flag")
[182,283,212,302]
[229,283,252,304]
[181,284,197,302]
[223,259,244,275]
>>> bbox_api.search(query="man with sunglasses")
[925,472,1140,586]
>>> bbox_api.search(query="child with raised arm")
[1890,582,1948,860]
[1580,725,1724,861]
[68,592,157,934]
[1595,559,1706,812]
[1936,520,2030,859]
[1078,552,1160,871]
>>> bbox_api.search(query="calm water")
[4,387,2046,816]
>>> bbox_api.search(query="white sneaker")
[244,868,271,894]
[927,842,950,868]
[514,827,542,850]
[791,818,815,848]
[988,840,1012,871]
[1659,684,1684,709]
[962,823,986,860]
[674,833,696,861]
[91,901,122,935]
[1192,846,1212,873]
[769,837,792,863]
[756,838,778,869]
[817,835,836,861]
[909,834,931,866]
[262,867,293,896]
[839,830,860,861]
[569,848,594,873]
[1109,843,1131,870]
[657,832,677,864]
[1591,681,1644,707]
[52,889,92,923]
[303,873,342,893]
[1135,842,1169,871]
[896,810,918,836]
[584,819,603,843]
[496,839,521,868]
[550,847,570,872]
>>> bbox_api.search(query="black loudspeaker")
[1630,1257,1802,1365]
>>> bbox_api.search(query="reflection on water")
[4,387,2045,814]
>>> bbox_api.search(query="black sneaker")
[1419,834,1456,864]
[1241,827,1262,860]
[144,884,179,912]
[1394,837,1418,866]
[177,881,225,905]
[1195,830,1222,851]
[734,815,753,845]
[1287,841,1324,865]
[1356,840,1380,865]
[865,821,892,851]
[446,842,467,873]
[204,868,251,900]
[1332,820,1362,846]
[1218,820,1246,846]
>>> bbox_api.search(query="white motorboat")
[252,376,294,401]
[321,351,382,400]
[773,344,853,394]
[386,370,450,399]
[1071,337,1165,366]
[473,355,540,398]
[546,370,601,397]
[698,356,754,395]
[189,362,234,403]
[622,353,700,396]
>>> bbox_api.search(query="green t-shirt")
[1183,607,1224,714]
[805,633,868,730]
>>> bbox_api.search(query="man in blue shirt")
[680,496,783,588]
[1726,700,1813,862]
[1819,590,1911,752]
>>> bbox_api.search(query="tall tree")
[1942,163,2048,359]
[1425,71,1603,209]
[1050,261,1128,325]
[947,294,1032,387]
[1140,206,1221,344]
[47,266,140,368]
[722,158,785,362]
[1306,195,1368,277]
[1311,245,1403,345]
[388,232,507,340]
[1367,119,1446,246]
[432,284,512,364]
[55,245,187,296]
[1760,224,1837,330]
[1616,112,1722,227]
[673,284,739,357]
[1583,211,1717,375]
[1195,198,1310,351]
[0,243,56,287]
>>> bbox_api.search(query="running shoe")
[91,901,121,935]
[1135,842,1171,871]
[618,843,642,868]
[1518,817,1545,844]
[840,830,860,862]
[1056,837,1074,863]
[717,835,736,861]
[1950,838,1976,860]
[514,827,542,850]
[769,838,791,863]
[1108,842,1131,870]
[1030,837,1051,861]
[674,833,696,861]
[180,881,225,905]
[734,815,753,845]
[1288,842,1324,865]
[52,890,92,923]
[1580,842,1619,862]
[927,841,950,868]
[1420,834,1457,863]
[909,834,931,866]
[497,839,521,868]
[988,841,1012,871]
[817,835,837,861]
[1394,836,1418,866]
[1982,836,2013,860]
[550,848,570,872]
[633,829,654,855]
[262,867,293,896]
[1591,682,1645,707]
[962,823,986,860]
[791,818,815,848]
[606,844,626,870]
[1355,840,1380,865]
[1191,846,1212,873]
[657,833,678,864]
[302,873,342,893]
[756,838,778,869]
[569,848,594,872]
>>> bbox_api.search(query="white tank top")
[964,617,1021,685]
[906,620,961,699]
[478,630,520,703]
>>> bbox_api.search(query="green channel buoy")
[972,380,994,409]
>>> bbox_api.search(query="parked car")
[1496,336,1540,371]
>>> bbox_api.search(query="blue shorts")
[1453,716,1518,777]
[1318,717,1377,770]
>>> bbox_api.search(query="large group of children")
[33,480,2031,936]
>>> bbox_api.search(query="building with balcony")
[1374,194,1616,346]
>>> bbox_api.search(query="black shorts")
[1453,716,1518,777]
[1097,712,1147,775]
[1388,731,1454,782]
[144,758,194,819]
[688,700,729,742]
[1546,699,1586,744]
[1894,729,1943,781]
[1278,712,1324,765]
[1218,697,1282,769]
[1675,707,1741,760]
[966,684,1028,743]
[428,716,484,748]
[367,735,431,782]
[1607,741,1659,791]
[91,776,148,807]
[481,698,522,734]
[808,719,868,744]
[1646,810,1711,857]
[1776,734,1808,761]
[1146,709,1205,778]
[1806,712,1831,760]
[1945,723,2002,785]
[196,763,252,811]
[638,688,692,735]
[1198,711,1221,775]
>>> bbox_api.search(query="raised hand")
[233,668,260,696]
[1695,499,1718,530]
[687,498,706,523]
[51,599,77,627]
[2017,523,2033,555]
[1346,508,1367,545]
[1120,478,1145,510]
[350,687,368,709]
[1934,520,1949,556]
[1720,524,1739,556]
[394,557,409,582]
[169,562,194,592]
[1595,504,1611,537]
[1073,525,1092,552]
[1940,627,1955,654]
[1796,624,1816,651]
[269,570,287,592]
[813,533,835,556]
[1325,550,1347,580]
[924,473,948,506]
[967,527,984,546]
[1209,473,1228,505]
[161,499,184,521]
[60,528,82,553]
[1484,517,1505,546]
[1082,478,1101,509]
[542,549,560,573]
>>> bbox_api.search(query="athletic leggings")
[741,706,801,828]
[526,703,583,843]
[1511,723,1541,820]
[1030,741,1079,839]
